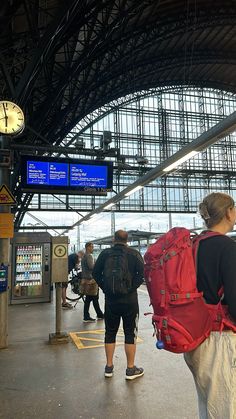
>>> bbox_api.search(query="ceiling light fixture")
[163,151,198,172]
[104,202,114,210]
[125,185,143,197]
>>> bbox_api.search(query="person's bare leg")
[125,343,136,368]
[105,343,116,366]
[62,287,66,304]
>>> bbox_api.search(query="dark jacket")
[92,243,144,297]
[68,253,78,274]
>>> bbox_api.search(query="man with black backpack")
[92,230,144,380]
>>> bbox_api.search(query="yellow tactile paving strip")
[69,329,143,350]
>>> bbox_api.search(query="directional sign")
[0,184,17,206]
[52,243,67,259]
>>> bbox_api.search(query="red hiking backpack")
[144,227,236,354]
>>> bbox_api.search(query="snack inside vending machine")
[11,232,52,304]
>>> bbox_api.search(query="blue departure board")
[27,161,69,186]
[70,164,107,187]
[21,155,113,195]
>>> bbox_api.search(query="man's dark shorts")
[104,293,139,345]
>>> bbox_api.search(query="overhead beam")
[0,52,16,97]
[16,226,73,231]
[60,109,236,235]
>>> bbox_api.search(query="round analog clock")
[0,100,25,135]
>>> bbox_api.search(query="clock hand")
[2,104,8,127]
[2,103,7,117]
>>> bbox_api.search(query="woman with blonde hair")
[184,192,236,419]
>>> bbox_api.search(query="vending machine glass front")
[13,244,43,299]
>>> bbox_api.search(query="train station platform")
[0,285,198,419]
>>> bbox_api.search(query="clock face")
[0,101,25,135]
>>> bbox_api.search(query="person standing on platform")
[77,250,84,280]
[92,230,144,380]
[184,192,236,419]
[62,252,79,309]
[81,242,104,322]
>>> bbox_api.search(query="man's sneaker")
[104,365,114,378]
[62,302,73,309]
[97,314,104,320]
[125,366,144,380]
[83,317,96,323]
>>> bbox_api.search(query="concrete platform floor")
[0,285,198,419]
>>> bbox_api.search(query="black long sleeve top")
[197,234,236,321]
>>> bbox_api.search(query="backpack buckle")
[216,313,222,322]
[170,294,178,301]
[162,319,168,328]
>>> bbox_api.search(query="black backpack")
[103,247,132,295]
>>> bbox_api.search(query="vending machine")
[11,232,52,304]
